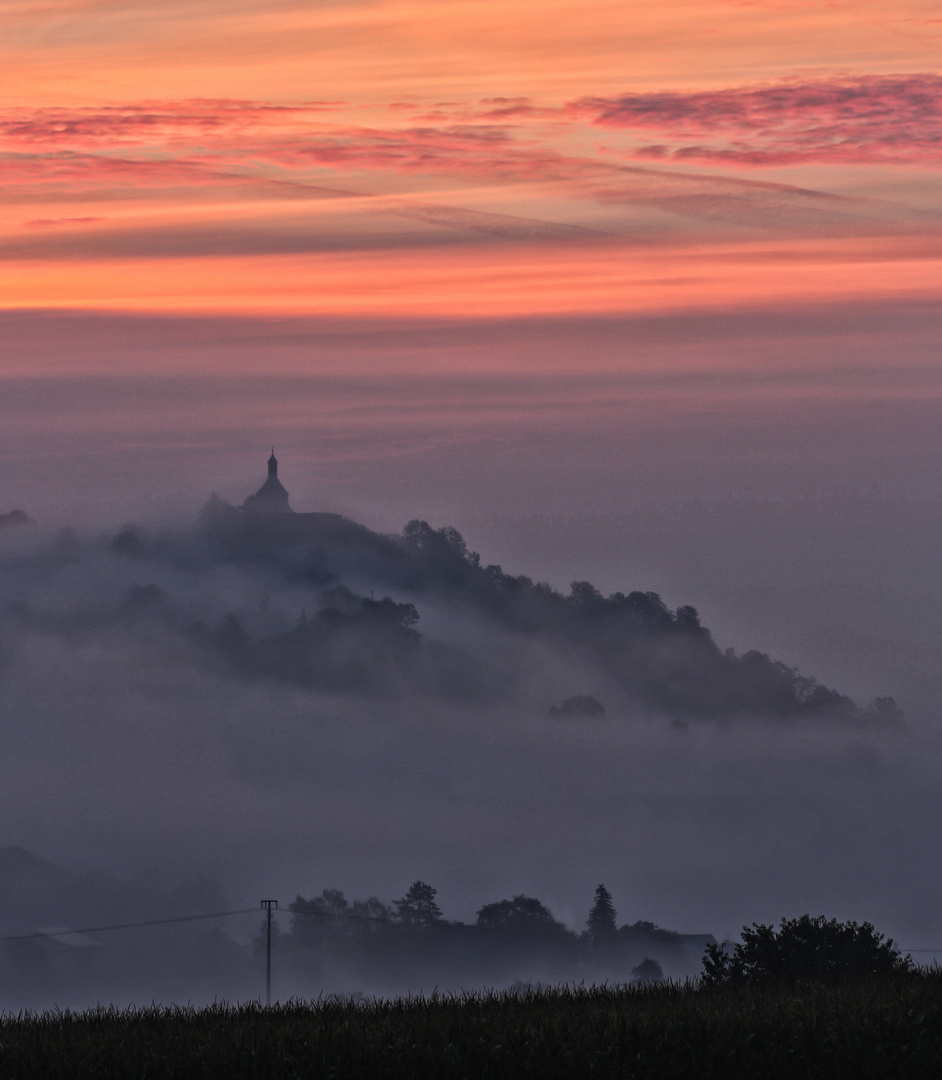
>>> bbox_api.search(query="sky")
[2,0,942,317]
[2,0,942,995]
[2,0,940,694]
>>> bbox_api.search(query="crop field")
[2,975,942,1079]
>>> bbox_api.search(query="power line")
[278,909,942,953]
[3,905,939,953]
[0,904,639,944]
[0,908,258,944]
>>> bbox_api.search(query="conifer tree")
[587,884,618,941]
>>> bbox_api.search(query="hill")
[180,506,891,723]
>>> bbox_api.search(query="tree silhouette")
[476,895,567,936]
[393,880,443,928]
[289,889,351,948]
[631,957,664,984]
[586,884,617,941]
[702,914,911,985]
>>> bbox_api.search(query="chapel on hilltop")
[200,449,351,536]
[242,449,293,514]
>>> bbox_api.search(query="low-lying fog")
[0,500,940,1010]
[1,306,941,1009]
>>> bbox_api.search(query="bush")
[702,914,911,985]
[631,957,664,984]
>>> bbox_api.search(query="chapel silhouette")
[242,449,292,514]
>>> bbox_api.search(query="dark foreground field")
[3,975,942,1079]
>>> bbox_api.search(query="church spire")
[242,448,292,514]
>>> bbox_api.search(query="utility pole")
[260,900,278,1006]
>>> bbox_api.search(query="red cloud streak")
[574,75,942,166]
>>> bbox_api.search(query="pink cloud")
[24,216,103,227]
[0,88,930,253]
[0,123,871,243]
[573,75,942,166]
[0,100,341,150]
[0,101,552,195]
[0,151,260,197]
[263,124,543,179]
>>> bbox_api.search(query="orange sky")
[2,0,941,321]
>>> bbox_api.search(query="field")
[2,975,942,1078]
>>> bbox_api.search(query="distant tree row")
[268,878,910,993]
[270,881,678,989]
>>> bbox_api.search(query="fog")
[1,305,941,1009]
[1,499,940,1008]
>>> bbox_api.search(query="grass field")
[2,975,942,1078]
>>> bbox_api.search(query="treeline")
[267,882,701,989]
[272,879,911,995]
[9,507,899,722]
[192,508,900,722]
[202,589,421,694]
[397,521,899,721]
